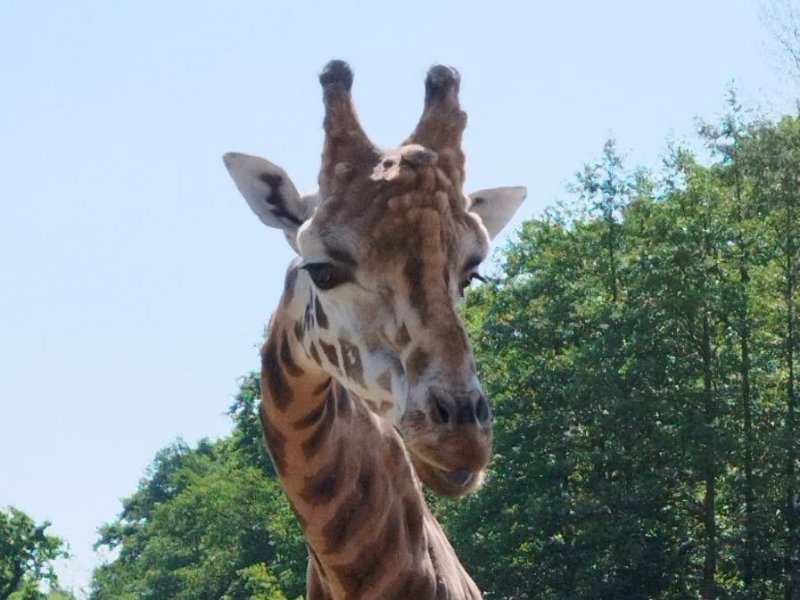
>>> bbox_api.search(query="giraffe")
[223,60,526,599]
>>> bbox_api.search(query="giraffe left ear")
[467,186,527,240]
[223,152,318,252]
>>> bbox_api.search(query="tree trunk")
[608,217,618,303]
[0,562,24,599]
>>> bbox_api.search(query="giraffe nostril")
[428,389,490,425]
[430,392,451,425]
[475,393,490,424]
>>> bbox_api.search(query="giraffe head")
[224,61,525,496]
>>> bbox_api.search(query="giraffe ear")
[223,152,317,252]
[467,186,527,240]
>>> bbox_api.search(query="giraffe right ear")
[467,186,527,240]
[223,152,317,252]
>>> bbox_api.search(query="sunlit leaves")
[0,507,68,599]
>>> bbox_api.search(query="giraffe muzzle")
[401,384,493,496]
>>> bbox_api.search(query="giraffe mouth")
[443,468,475,487]
[408,450,485,497]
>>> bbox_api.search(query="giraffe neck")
[259,269,481,599]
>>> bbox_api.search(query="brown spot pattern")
[262,341,292,410]
[258,404,287,476]
[395,323,411,348]
[330,514,403,597]
[377,370,392,392]
[309,342,322,366]
[383,570,437,599]
[314,297,329,329]
[313,378,332,396]
[301,391,337,458]
[406,346,430,382]
[339,339,365,387]
[322,455,379,554]
[319,339,339,368]
[336,387,353,420]
[304,302,314,331]
[280,332,304,377]
[300,438,346,505]
[403,496,425,547]
[404,255,428,324]
[293,396,329,429]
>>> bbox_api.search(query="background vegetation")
[0,507,71,600]
[437,105,800,599]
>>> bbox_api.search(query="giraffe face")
[290,151,508,496]
[223,61,526,496]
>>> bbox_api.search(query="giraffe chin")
[409,451,486,497]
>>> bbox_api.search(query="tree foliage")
[0,507,68,600]
[434,110,800,599]
[90,374,306,600]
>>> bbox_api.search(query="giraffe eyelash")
[459,272,488,295]
[302,263,354,290]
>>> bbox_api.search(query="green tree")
[439,114,800,598]
[439,149,691,598]
[0,507,68,600]
[91,377,307,599]
[741,115,800,600]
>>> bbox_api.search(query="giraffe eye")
[303,263,353,291]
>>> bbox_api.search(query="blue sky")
[0,0,795,595]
